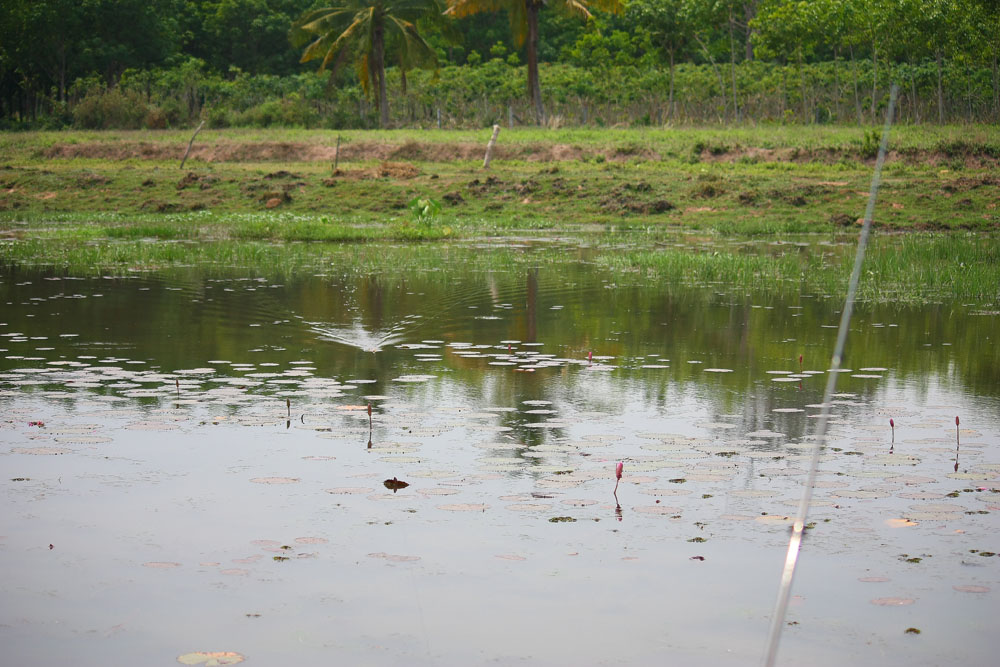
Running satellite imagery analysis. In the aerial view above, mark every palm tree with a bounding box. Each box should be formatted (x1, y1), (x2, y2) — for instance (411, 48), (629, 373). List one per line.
(291, 0), (442, 128)
(445, 0), (623, 125)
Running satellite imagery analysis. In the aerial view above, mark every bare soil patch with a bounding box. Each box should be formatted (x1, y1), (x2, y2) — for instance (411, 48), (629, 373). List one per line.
(39, 139), (1000, 168)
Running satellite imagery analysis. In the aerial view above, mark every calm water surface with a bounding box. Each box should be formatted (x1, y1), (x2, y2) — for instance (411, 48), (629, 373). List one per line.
(2, 239), (998, 666)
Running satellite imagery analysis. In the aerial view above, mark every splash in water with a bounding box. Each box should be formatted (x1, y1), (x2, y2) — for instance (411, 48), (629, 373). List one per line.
(310, 317), (418, 352)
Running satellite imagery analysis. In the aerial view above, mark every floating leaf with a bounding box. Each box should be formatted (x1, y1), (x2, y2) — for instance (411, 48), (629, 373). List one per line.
(953, 585), (990, 593)
(633, 505), (681, 515)
(11, 446), (71, 455)
(437, 503), (488, 512)
(505, 503), (550, 512)
(367, 552), (420, 562)
(176, 651), (245, 665)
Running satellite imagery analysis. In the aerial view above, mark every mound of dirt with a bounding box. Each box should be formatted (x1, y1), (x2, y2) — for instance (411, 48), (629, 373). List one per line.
(41, 139), (594, 164)
(40, 138), (999, 168)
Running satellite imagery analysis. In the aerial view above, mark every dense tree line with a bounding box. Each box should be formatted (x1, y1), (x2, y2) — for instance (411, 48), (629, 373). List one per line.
(1, 0), (997, 128)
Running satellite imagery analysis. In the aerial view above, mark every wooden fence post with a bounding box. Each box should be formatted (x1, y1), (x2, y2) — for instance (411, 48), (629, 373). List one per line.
(179, 121), (205, 169)
(482, 124), (500, 169)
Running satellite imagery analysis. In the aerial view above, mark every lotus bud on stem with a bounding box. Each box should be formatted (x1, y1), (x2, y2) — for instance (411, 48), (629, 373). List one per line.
(954, 416), (961, 471)
(614, 461), (623, 495)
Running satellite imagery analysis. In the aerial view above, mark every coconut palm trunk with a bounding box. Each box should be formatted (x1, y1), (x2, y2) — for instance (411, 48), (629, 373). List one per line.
(445, 0), (620, 127)
(526, 0), (544, 125)
(373, 19), (389, 127)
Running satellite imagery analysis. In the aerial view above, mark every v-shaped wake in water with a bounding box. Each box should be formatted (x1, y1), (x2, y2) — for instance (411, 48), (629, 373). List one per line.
(309, 317), (419, 352)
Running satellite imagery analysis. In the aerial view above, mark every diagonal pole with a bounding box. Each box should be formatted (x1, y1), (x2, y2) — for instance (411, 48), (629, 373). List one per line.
(762, 83), (899, 667)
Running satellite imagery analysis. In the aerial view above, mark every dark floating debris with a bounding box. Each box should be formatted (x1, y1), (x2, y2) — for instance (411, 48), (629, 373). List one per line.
(904, 628), (921, 635)
(549, 516), (576, 523)
(384, 477), (409, 492)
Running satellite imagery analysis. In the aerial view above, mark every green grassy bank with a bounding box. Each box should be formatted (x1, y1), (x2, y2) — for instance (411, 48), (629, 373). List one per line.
(2, 125), (998, 236)
(1, 126), (997, 304)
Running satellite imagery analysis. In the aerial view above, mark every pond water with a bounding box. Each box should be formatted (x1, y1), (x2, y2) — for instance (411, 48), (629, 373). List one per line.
(2, 239), (998, 666)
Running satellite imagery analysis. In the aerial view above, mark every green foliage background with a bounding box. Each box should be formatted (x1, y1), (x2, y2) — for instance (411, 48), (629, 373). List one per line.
(1, 0), (998, 128)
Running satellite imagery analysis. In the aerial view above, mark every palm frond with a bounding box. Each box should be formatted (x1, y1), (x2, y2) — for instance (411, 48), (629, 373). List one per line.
(444, 0), (511, 19)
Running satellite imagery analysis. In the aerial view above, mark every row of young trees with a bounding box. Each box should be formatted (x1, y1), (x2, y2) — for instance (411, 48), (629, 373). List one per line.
(2, 0), (998, 128)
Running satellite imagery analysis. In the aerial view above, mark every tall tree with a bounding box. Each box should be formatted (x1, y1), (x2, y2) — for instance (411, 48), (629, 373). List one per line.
(753, 0), (826, 122)
(444, 0), (624, 125)
(628, 0), (692, 121)
(292, 0), (441, 128)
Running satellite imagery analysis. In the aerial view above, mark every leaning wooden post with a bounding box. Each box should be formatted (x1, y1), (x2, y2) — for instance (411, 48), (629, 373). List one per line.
(483, 124), (501, 169)
(179, 120), (205, 169)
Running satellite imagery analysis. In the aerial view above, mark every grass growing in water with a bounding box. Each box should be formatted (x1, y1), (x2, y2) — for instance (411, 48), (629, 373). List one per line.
(596, 233), (999, 303)
(4, 231), (996, 304)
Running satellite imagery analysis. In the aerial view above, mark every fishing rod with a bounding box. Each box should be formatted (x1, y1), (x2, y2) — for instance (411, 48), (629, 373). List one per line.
(762, 83), (900, 667)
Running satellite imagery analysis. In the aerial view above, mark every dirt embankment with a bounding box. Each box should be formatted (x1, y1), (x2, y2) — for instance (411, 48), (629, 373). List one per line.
(42, 140), (590, 164)
(40, 139), (998, 167)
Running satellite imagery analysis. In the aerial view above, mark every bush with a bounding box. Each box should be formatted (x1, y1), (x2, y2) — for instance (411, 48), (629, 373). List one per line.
(144, 106), (169, 129)
(234, 95), (319, 128)
(73, 88), (149, 129)
(206, 106), (233, 128)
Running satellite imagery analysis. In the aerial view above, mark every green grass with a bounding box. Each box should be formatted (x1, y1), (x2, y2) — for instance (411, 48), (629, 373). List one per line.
(2, 127), (998, 304)
(596, 232), (999, 303)
(4, 228), (996, 304)
(2, 125), (998, 235)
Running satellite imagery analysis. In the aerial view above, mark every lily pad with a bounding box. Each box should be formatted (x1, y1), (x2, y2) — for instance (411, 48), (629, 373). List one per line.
(176, 652), (245, 665)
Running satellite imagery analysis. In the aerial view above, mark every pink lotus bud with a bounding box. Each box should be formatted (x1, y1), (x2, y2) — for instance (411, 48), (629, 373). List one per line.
(955, 416), (960, 426)
(588, 350), (593, 363)
(889, 418), (894, 428)
(615, 461), (623, 480)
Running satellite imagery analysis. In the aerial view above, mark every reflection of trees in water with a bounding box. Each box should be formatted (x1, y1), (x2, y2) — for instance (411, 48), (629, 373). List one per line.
(3, 260), (996, 451)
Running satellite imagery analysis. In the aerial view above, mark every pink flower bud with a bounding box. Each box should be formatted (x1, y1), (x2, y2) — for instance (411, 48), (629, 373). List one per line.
(615, 461), (623, 480)
(955, 416), (960, 426)
(889, 418), (894, 428)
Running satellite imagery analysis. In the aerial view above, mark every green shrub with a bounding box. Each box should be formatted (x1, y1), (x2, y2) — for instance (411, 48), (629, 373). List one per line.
(206, 106), (233, 128)
(72, 88), (149, 129)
